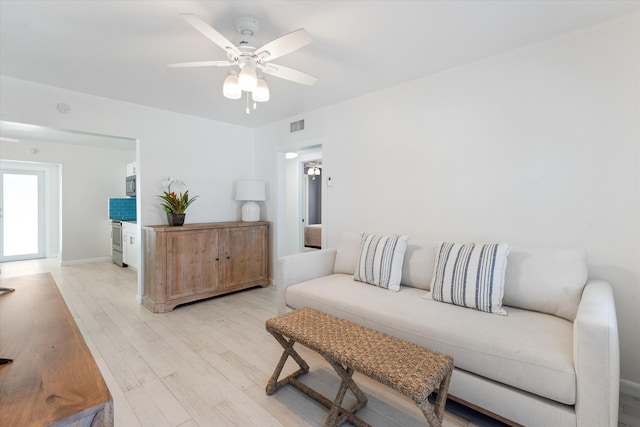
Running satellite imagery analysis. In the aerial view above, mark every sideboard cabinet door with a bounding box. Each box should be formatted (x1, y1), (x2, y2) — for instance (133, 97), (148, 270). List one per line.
(220, 225), (268, 290)
(166, 228), (219, 299)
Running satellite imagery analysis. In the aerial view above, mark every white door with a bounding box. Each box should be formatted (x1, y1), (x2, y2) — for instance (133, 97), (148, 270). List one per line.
(0, 170), (46, 262)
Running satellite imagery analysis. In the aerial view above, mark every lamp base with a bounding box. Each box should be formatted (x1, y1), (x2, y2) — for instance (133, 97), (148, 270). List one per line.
(241, 201), (260, 222)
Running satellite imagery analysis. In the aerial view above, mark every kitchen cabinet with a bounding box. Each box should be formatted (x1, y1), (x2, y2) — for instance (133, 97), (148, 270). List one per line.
(122, 221), (139, 270)
(126, 162), (137, 176)
(142, 221), (269, 313)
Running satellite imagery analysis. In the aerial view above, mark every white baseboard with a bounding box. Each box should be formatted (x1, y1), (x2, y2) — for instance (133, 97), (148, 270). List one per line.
(621, 378), (640, 398)
(60, 257), (112, 266)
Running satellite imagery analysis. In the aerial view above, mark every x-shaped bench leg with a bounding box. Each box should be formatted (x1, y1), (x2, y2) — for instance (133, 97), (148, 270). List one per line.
(416, 368), (452, 427)
(266, 331), (309, 395)
(324, 359), (369, 427)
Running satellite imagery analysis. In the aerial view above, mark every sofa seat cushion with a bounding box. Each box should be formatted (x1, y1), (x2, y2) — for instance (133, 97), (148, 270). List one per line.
(285, 274), (576, 405)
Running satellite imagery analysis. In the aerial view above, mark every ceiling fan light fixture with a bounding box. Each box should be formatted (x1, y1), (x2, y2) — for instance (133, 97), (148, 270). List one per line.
(223, 73), (241, 99)
(238, 61), (257, 92)
(253, 78), (270, 102)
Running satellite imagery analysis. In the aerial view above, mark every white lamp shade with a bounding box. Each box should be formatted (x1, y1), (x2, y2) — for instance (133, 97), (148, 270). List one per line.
(235, 180), (266, 201)
(238, 66), (257, 92)
(223, 74), (241, 99)
(253, 78), (270, 102)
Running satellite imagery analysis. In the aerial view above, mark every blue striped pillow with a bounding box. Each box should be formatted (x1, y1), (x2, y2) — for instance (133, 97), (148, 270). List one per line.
(354, 234), (408, 291)
(429, 242), (510, 315)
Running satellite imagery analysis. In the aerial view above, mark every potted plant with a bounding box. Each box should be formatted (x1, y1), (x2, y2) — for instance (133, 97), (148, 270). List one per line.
(157, 178), (198, 226)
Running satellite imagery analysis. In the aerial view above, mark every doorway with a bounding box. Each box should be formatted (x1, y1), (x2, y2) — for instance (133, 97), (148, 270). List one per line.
(0, 169), (45, 262)
(302, 160), (322, 250)
(276, 142), (325, 258)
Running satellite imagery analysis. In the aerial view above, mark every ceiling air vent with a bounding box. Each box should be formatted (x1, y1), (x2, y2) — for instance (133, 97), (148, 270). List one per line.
(290, 119), (305, 134)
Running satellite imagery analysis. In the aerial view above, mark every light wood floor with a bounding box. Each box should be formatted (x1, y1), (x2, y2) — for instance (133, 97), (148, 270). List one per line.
(1, 259), (637, 427)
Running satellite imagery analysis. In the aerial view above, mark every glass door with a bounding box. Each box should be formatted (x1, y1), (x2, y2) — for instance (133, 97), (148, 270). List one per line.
(0, 170), (45, 262)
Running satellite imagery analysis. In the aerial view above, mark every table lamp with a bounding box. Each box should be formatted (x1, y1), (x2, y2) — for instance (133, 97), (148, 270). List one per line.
(235, 180), (266, 222)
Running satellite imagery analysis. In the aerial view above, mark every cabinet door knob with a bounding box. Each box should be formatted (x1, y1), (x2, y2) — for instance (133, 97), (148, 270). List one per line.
(226, 256), (230, 260)
(215, 258), (219, 261)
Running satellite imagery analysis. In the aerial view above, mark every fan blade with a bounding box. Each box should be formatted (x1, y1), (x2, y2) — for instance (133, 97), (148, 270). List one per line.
(167, 61), (234, 68)
(261, 63), (318, 86)
(255, 29), (312, 61)
(168, 60), (234, 68)
(180, 14), (241, 56)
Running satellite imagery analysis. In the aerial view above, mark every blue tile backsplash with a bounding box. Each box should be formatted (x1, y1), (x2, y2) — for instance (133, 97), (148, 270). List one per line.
(109, 198), (136, 220)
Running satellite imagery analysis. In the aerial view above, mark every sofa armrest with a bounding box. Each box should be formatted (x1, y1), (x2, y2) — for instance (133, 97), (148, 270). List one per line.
(573, 279), (619, 427)
(276, 248), (337, 314)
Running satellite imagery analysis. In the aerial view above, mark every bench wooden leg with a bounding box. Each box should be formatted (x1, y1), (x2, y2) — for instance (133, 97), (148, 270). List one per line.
(417, 368), (453, 427)
(324, 359), (369, 427)
(266, 331), (309, 395)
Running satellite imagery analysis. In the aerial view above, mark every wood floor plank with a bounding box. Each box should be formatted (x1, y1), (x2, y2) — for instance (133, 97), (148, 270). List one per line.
(140, 375), (192, 426)
(243, 383), (317, 427)
(162, 371), (236, 426)
(124, 385), (172, 427)
(91, 330), (142, 392)
(94, 356), (143, 427)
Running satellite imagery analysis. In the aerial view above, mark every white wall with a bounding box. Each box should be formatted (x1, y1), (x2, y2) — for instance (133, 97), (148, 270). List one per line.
(256, 13), (640, 387)
(284, 157), (301, 255)
(0, 75), (256, 294)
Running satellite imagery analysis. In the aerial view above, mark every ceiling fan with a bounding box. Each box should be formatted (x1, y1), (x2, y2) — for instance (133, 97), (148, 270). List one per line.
(169, 14), (318, 111)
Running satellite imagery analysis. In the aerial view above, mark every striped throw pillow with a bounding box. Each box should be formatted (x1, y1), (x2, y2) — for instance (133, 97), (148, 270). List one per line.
(429, 242), (510, 315)
(354, 234), (408, 291)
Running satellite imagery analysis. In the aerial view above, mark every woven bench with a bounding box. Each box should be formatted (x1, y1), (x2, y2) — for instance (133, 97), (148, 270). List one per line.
(265, 307), (454, 427)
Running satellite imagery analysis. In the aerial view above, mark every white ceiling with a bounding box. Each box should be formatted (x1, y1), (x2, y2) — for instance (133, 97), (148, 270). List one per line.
(1, 0), (638, 130)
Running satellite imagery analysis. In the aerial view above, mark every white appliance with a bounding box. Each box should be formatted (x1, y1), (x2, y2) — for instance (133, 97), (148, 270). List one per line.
(111, 220), (126, 267)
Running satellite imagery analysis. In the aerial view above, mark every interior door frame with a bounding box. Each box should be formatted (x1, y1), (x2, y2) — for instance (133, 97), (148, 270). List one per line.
(0, 168), (46, 262)
(275, 138), (326, 259)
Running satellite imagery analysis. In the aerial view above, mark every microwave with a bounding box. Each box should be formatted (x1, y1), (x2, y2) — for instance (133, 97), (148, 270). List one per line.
(126, 175), (136, 197)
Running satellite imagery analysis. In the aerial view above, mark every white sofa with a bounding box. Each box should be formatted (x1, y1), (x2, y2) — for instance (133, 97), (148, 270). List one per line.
(276, 234), (620, 427)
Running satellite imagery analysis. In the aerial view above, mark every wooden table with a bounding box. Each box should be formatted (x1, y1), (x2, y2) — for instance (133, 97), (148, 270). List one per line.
(265, 307), (454, 427)
(0, 273), (113, 427)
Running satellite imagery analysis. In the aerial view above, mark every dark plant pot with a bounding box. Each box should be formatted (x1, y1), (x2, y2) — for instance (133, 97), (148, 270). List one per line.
(167, 213), (186, 226)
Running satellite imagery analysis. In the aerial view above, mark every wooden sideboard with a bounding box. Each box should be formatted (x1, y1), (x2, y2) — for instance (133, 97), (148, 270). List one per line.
(143, 221), (269, 313)
(0, 273), (113, 427)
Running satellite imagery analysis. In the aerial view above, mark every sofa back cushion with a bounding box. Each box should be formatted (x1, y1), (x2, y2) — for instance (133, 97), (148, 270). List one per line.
(401, 241), (436, 290)
(503, 246), (588, 321)
(334, 232), (362, 274)
(334, 232), (435, 290)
